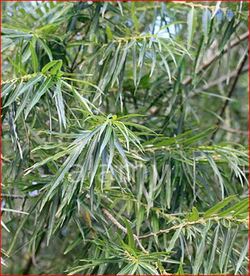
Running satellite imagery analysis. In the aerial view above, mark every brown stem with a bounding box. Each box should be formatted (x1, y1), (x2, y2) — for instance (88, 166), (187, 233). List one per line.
(22, 231), (46, 274)
(147, 32), (248, 119)
(193, 65), (248, 93)
(138, 216), (247, 240)
(182, 32), (249, 86)
(220, 125), (248, 135)
(102, 208), (148, 254)
(2, 194), (25, 199)
(210, 52), (248, 141)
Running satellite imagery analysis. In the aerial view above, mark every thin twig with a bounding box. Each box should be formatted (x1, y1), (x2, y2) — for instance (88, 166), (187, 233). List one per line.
(2, 194), (25, 199)
(211, 51), (248, 141)
(139, 216), (248, 240)
(146, 32), (248, 119)
(220, 125), (248, 135)
(193, 65), (248, 93)
(102, 208), (148, 254)
(182, 32), (249, 86)
(70, 45), (82, 72)
(22, 231), (46, 274)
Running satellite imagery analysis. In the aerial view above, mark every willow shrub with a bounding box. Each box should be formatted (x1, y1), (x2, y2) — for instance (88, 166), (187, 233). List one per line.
(1, 1), (248, 274)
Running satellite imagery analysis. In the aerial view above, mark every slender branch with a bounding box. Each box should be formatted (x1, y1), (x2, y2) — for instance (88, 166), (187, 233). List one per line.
(68, 31), (179, 48)
(220, 125), (248, 135)
(3, 33), (247, 86)
(217, 53), (248, 120)
(136, 3), (227, 12)
(102, 208), (148, 254)
(211, 52), (248, 141)
(70, 45), (82, 72)
(102, 208), (127, 233)
(1, 73), (38, 85)
(139, 216), (248, 240)
(22, 231), (46, 274)
(182, 32), (249, 86)
(2, 194), (25, 199)
(194, 65), (248, 93)
(144, 32), (248, 118)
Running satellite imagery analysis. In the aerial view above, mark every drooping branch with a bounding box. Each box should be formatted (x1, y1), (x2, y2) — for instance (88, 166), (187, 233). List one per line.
(211, 51), (248, 141)
(102, 208), (148, 254)
(182, 32), (249, 86)
(138, 216), (248, 240)
(2, 194), (25, 199)
(191, 65), (248, 93)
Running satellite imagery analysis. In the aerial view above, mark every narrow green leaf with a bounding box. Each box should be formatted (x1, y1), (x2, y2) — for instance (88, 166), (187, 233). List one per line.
(167, 227), (182, 252)
(187, 6), (197, 49)
(106, 25), (113, 40)
(54, 80), (66, 129)
(124, 219), (136, 250)
(136, 206), (145, 236)
(204, 195), (236, 218)
(29, 37), (39, 72)
(219, 198), (248, 217)
(207, 225), (220, 273)
(138, 263), (158, 274)
(202, 8), (211, 43)
(186, 206), (199, 222)
(131, 2), (139, 33)
(24, 77), (53, 118)
(37, 38), (53, 60)
(118, 263), (138, 274)
(4, 74), (43, 107)
(41, 60), (62, 75)
(235, 241), (248, 274)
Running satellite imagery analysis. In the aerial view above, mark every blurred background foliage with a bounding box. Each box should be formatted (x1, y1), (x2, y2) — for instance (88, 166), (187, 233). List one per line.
(1, 1), (248, 274)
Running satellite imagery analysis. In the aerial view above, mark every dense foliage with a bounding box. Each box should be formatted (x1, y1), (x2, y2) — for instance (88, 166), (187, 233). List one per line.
(1, 1), (249, 274)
